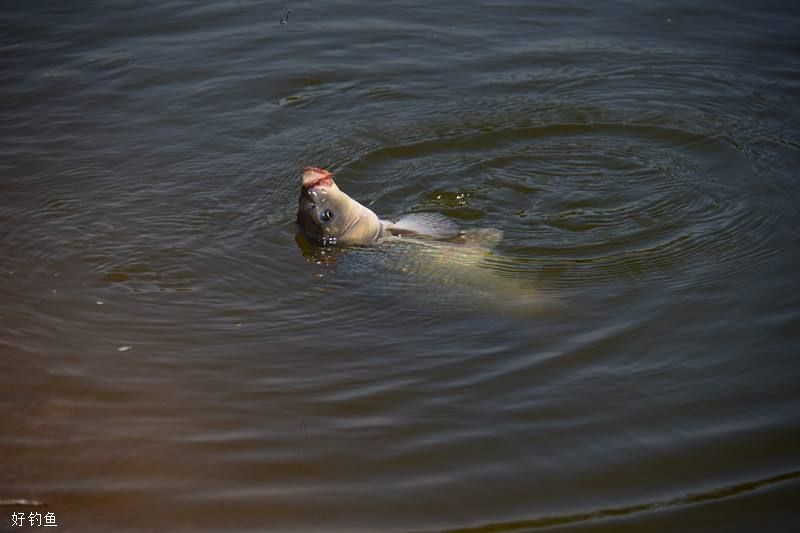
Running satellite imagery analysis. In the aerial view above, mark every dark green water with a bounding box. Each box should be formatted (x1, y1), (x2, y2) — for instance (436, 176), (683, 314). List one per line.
(2, 1), (799, 531)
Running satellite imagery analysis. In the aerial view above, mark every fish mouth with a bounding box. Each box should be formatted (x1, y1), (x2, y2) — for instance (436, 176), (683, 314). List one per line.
(302, 166), (334, 189)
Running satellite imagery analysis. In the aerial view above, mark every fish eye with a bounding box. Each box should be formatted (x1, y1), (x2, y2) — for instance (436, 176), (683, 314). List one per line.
(320, 209), (334, 223)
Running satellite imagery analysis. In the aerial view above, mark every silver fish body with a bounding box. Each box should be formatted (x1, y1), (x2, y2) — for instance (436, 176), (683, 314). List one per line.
(295, 167), (547, 313)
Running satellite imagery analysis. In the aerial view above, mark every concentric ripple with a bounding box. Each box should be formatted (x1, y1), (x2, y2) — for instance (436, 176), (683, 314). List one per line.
(3, 1), (800, 531)
(292, 102), (784, 299)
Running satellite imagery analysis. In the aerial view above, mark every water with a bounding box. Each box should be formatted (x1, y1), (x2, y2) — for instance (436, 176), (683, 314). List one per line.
(2, 1), (799, 531)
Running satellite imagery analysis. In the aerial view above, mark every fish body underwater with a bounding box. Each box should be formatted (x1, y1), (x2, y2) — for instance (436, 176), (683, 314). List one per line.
(295, 166), (548, 313)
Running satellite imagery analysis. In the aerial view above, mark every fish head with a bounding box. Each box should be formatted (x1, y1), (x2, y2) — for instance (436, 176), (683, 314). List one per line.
(297, 167), (361, 245)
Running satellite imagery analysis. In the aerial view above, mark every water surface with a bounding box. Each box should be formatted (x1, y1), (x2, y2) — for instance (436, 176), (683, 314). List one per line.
(2, 1), (800, 531)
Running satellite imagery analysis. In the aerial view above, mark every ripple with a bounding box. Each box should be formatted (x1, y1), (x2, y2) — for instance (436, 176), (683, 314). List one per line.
(436, 469), (800, 532)
(1, 2), (799, 532)
(297, 102), (787, 296)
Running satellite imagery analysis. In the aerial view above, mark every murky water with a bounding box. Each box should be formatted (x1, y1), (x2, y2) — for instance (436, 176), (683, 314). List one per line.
(2, 1), (799, 531)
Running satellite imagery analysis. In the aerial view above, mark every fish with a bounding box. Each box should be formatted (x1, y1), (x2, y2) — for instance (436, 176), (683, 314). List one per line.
(295, 166), (550, 314)
(296, 166), (461, 246)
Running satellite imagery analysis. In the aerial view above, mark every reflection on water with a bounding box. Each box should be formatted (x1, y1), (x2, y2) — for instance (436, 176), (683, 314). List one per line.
(2, 0), (800, 531)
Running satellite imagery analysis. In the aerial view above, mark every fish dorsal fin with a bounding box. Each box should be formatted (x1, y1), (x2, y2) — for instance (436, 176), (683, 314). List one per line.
(385, 212), (460, 239)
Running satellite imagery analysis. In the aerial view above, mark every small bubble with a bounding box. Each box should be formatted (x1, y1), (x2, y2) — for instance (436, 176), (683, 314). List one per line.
(118, 346), (132, 352)
(96, 300), (104, 305)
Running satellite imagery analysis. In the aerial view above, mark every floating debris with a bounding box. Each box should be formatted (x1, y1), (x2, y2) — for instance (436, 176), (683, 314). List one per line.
(118, 346), (132, 352)
(280, 9), (291, 25)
